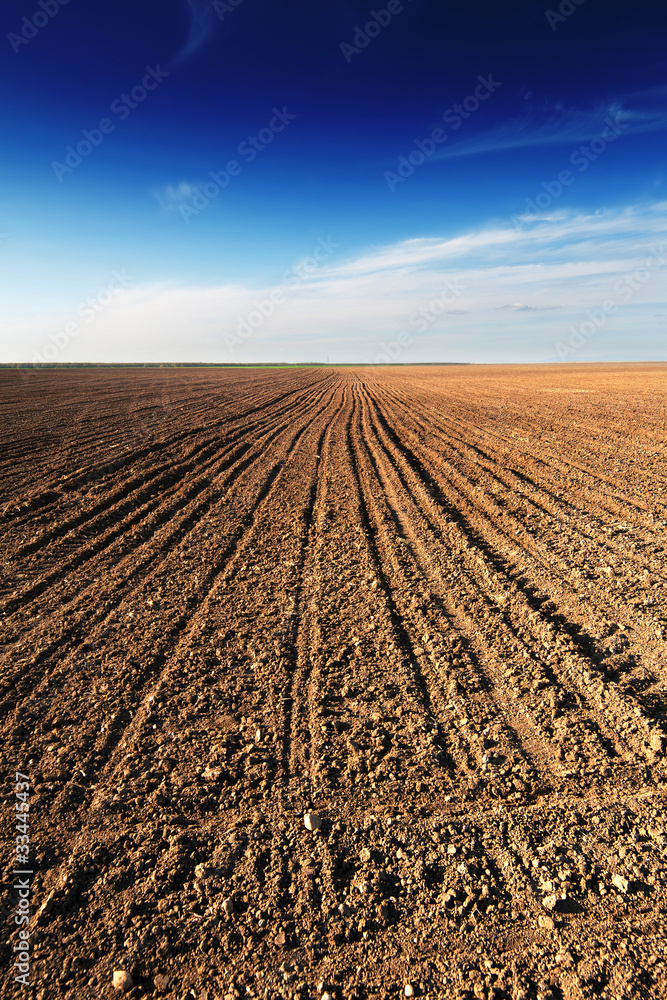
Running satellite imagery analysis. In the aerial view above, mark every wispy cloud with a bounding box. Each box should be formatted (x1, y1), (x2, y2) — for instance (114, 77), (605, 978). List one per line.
(438, 87), (667, 160)
(170, 0), (218, 66)
(498, 303), (538, 311)
(153, 182), (202, 211)
(324, 202), (667, 280)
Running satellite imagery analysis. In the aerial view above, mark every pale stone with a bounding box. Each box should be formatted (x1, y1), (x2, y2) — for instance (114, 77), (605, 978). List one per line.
(612, 874), (630, 893)
(113, 971), (133, 992)
(304, 812), (322, 831)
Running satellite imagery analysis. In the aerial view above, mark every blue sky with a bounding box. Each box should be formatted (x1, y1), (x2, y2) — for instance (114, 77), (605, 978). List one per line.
(1, 0), (666, 362)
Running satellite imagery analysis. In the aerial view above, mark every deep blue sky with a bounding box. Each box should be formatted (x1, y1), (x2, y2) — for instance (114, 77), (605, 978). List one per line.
(2, 0), (666, 362)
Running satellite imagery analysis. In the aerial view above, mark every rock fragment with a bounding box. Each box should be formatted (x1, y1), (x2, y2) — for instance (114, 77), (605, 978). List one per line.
(542, 894), (557, 911)
(113, 970), (133, 992)
(649, 731), (665, 754)
(222, 897), (235, 915)
(202, 766), (223, 782)
(612, 874), (630, 893)
(304, 812), (322, 832)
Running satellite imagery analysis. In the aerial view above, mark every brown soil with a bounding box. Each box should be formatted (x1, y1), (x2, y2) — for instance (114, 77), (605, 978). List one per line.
(1, 364), (666, 1000)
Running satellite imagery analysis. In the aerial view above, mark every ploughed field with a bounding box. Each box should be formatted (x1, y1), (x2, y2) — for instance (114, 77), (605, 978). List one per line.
(1, 364), (667, 1000)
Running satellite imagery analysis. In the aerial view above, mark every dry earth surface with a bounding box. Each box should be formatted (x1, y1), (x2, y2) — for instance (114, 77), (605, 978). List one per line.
(1, 364), (666, 1000)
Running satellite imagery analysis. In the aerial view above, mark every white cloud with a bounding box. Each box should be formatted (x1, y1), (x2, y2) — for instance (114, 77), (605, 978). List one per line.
(3, 202), (667, 364)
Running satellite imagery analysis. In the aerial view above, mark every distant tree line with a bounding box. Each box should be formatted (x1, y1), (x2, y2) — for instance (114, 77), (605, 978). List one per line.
(0, 362), (330, 369)
(0, 361), (469, 369)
